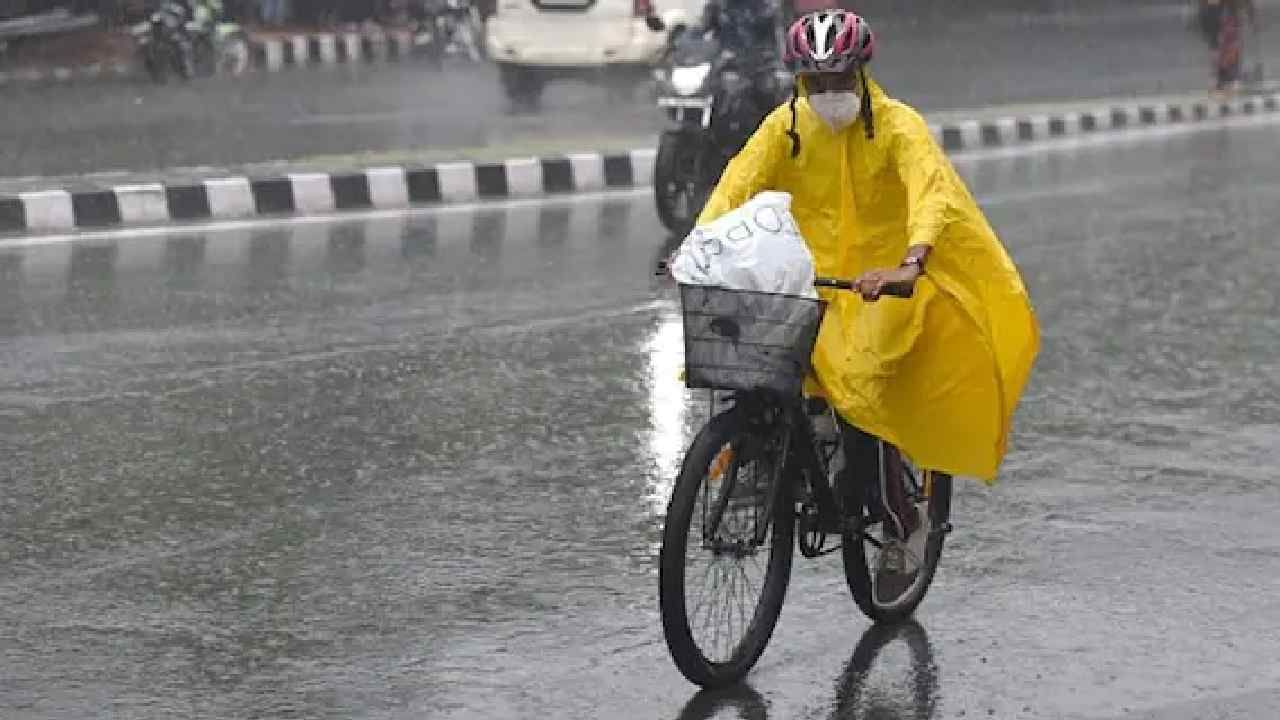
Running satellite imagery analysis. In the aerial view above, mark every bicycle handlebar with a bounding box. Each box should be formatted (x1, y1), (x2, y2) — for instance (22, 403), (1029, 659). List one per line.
(813, 277), (855, 290)
(815, 276), (913, 298)
(653, 266), (911, 298)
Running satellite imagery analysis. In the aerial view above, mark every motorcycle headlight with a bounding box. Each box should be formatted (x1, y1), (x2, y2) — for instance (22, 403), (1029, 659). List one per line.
(670, 63), (711, 96)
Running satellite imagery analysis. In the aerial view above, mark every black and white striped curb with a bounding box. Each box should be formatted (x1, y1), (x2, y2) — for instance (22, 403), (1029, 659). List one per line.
(4, 91), (1280, 235)
(251, 30), (418, 71)
(0, 151), (656, 234)
(931, 92), (1280, 152)
(0, 30), (418, 86)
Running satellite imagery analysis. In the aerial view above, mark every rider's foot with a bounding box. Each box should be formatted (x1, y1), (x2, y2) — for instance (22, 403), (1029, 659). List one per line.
(874, 505), (928, 605)
(880, 445), (920, 541)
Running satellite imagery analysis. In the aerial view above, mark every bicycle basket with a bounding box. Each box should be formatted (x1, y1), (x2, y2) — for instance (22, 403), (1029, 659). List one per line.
(679, 284), (826, 397)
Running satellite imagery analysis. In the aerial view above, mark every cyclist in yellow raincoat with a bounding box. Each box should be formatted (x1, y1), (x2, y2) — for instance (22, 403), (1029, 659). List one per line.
(696, 10), (1039, 600)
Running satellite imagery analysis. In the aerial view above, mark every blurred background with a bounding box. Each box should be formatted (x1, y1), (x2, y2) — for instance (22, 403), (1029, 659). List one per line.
(0, 0), (1274, 184)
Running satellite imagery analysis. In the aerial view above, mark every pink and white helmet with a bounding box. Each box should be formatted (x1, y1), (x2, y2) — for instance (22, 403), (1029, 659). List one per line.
(784, 10), (874, 74)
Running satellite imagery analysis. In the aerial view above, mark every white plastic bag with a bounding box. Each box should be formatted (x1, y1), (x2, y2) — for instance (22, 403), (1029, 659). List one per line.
(670, 191), (817, 299)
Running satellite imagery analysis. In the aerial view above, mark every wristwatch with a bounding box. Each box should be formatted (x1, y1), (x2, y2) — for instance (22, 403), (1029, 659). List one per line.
(900, 255), (926, 273)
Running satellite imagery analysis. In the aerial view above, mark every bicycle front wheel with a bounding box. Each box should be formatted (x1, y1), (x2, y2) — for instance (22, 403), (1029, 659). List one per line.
(659, 407), (795, 688)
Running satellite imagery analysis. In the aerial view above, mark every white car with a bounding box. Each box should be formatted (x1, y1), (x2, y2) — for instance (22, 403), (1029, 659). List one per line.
(485, 0), (691, 108)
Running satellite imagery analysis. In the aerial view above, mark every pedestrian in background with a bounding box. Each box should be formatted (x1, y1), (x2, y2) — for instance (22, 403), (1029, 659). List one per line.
(1198, 0), (1260, 96)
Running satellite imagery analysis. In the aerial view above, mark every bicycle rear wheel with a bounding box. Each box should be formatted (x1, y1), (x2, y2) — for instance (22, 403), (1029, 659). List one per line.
(842, 469), (952, 625)
(660, 407), (794, 688)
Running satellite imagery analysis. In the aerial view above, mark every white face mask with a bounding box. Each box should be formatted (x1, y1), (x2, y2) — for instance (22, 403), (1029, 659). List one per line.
(808, 92), (861, 132)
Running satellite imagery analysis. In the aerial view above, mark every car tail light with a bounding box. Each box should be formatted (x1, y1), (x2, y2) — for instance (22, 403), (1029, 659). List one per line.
(633, 0), (652, 17)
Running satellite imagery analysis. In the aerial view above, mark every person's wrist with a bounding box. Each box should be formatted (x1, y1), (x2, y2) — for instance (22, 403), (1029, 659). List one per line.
(899, 260), (923, 283)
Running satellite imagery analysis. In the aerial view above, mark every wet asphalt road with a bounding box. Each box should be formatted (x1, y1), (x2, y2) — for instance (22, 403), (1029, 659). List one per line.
(3, 120), (1280, 719)
(4, 3), (1280, 181)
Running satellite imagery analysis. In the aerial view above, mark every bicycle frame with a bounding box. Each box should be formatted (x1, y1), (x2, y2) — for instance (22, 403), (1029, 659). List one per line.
(688, 275), (917, 552)
(701, 391), (843, 549)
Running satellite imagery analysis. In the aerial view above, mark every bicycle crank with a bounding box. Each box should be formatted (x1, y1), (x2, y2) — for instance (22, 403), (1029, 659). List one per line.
(797, 503), (842, 558)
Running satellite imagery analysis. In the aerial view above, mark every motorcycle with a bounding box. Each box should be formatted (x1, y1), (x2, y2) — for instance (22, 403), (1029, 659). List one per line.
(413, 0), (484, 65)
(132, 0), (192, 83)
(190, 6), (250, 79)
(650, 17), (788, 233)
(131, 1), (249, 83)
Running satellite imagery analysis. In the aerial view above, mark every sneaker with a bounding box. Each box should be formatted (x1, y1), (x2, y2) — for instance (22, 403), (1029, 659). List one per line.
(904, 504), (929, 566)
(874, 505), (928, 606)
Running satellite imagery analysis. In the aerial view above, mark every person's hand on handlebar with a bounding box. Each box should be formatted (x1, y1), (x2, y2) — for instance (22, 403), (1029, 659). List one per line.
(853, 260), (922, 301)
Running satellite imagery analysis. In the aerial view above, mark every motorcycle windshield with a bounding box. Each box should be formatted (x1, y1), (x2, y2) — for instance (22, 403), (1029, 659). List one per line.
(671, 35), (719, 66)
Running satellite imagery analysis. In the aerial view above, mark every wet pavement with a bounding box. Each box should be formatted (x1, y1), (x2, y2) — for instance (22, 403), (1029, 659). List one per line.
(3, 121), (1280, 719)
(5, 4), (1280, 182)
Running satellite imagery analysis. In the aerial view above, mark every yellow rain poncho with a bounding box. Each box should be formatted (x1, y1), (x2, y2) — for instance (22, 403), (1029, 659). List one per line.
(697, 76), (1040, 481)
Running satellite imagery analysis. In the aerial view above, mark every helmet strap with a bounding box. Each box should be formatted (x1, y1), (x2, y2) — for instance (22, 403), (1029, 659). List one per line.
(787, 83), (802, 158)
(859, 64), (875, 140)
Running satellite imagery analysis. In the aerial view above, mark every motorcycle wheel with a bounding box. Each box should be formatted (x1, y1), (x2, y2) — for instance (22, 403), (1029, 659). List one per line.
(145, 42), (173, 83)
(459, 25), (481, 63)
(193, 35), (217, 77)
(469, 10), (488, 60)
(414, 25), (443, 68)
(499, 63), (545, 113)
(140, 45), (164, 84)
(219, 34), (251, 76)
(654, 130), (708, 234)
(172, 38), (195, 80)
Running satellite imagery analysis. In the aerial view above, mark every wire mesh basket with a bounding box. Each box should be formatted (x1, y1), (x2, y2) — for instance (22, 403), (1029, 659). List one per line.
(679, 283), (826, 397)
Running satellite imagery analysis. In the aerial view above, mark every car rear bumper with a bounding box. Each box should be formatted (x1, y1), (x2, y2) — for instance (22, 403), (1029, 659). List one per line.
(485, 20), (663, 66)
(496, 61), (654, 81)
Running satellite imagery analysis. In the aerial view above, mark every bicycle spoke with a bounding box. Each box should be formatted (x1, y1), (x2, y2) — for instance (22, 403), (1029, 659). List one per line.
(733, 562), (752, 646)
(697, 559), (728, 636)
(708, 561), (729, 658)
(739, 556), (760, 605)
(726, 566), (743, 661)
(709, 564), (727, 659)
(692, 563), (717, 649)
(708, 561), (735, 657)
(686, 553), (719, 631)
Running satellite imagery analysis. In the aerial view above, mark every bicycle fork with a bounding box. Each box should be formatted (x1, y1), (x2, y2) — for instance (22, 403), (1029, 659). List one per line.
(701, 409), (793, 551)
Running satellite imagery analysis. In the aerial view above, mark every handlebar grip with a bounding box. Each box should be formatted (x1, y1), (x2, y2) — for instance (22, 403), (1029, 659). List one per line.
(813, 277), (855, 290)
(880, 282), (915, 299)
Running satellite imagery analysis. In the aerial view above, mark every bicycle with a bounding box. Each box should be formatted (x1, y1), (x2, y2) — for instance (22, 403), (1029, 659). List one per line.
(659, 279), (954, 688)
